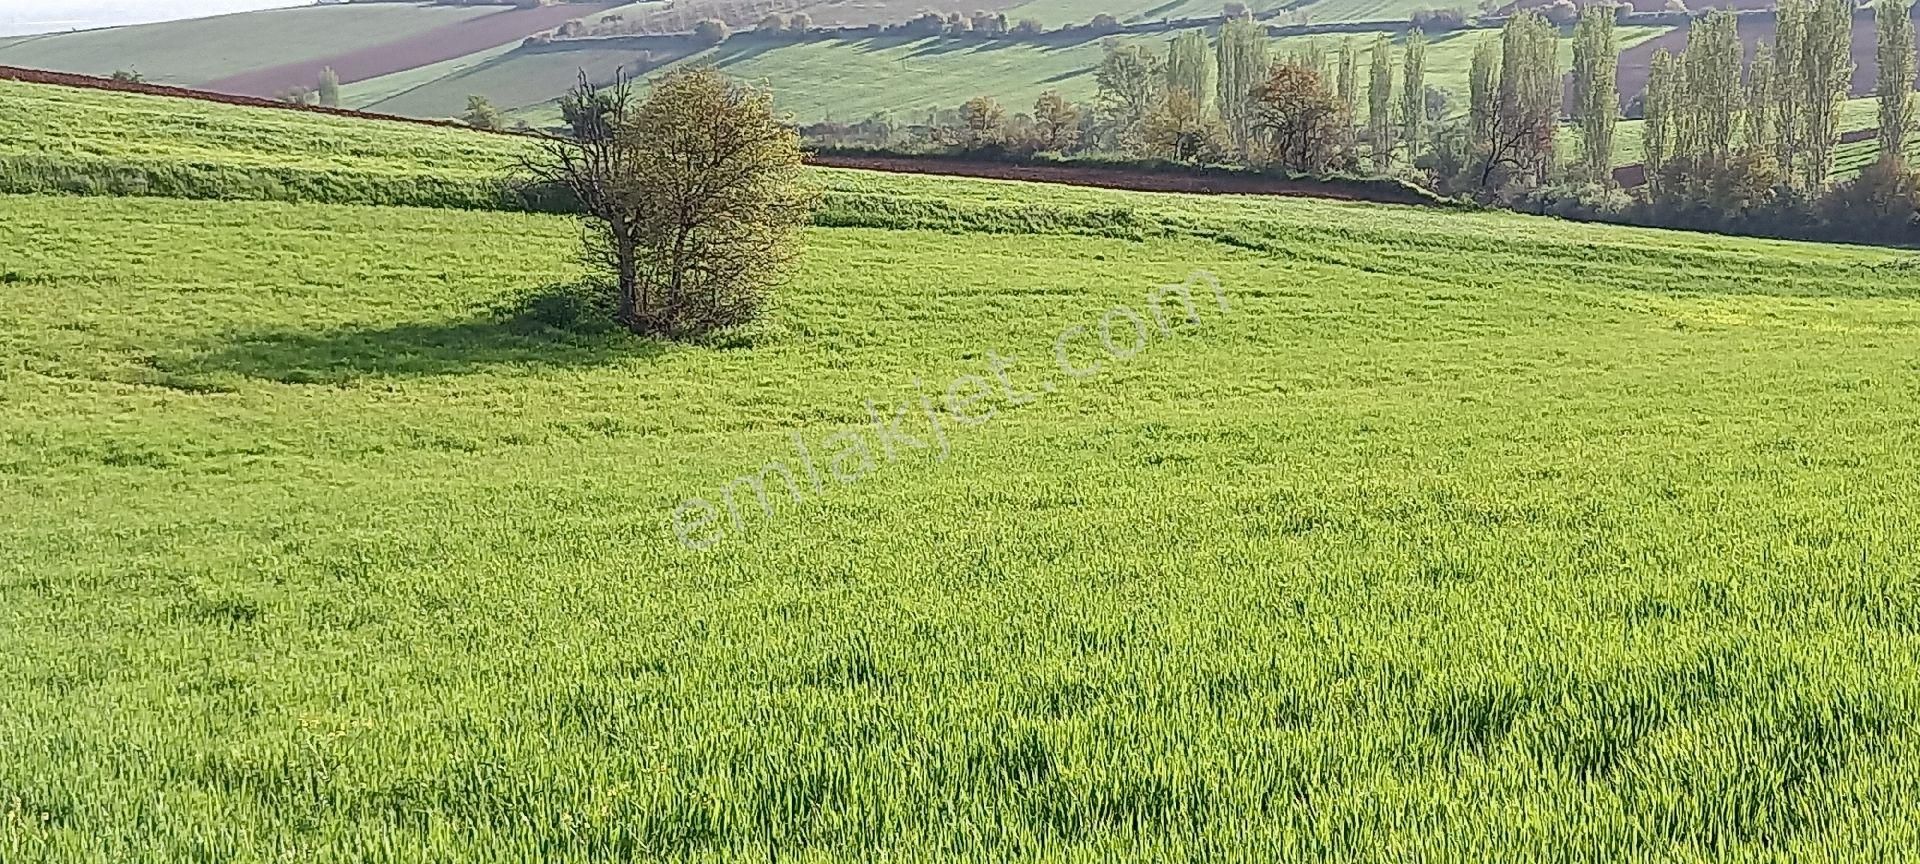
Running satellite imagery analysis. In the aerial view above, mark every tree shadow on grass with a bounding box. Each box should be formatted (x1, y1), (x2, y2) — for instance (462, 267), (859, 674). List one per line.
(175, 285), (665, 386)
(1036, 65), (1094, 84)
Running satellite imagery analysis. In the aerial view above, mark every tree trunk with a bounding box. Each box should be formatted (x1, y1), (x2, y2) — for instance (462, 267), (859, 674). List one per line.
(616, 231), (639, 327)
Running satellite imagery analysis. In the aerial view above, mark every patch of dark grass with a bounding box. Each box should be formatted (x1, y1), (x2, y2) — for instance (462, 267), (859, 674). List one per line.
(178, 282), (659, 384)
(489, 280), (621, 336)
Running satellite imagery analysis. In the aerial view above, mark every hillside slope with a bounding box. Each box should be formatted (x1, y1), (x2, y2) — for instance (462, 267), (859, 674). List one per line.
(0, 3), (499, 86)
(0, 75), (536, 208)
(373, 24), (1678, 126)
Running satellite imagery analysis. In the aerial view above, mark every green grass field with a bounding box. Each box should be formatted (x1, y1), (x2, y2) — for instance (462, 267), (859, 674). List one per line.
(0, 3), (497, 86)
(0, 78), (536, 208)
(361, 42), (680, 119)
(0, 79), (528, 175)
(6, 77), (1920, 861)
(339, 41), (527, 113)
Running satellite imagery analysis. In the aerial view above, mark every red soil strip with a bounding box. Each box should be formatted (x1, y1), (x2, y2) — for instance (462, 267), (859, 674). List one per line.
(3, 64), (1449, 208)
(200, 2), (620, 98)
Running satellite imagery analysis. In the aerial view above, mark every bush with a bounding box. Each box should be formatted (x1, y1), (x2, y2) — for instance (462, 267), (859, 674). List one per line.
(1818, 161), (1920, 244)
(528, 68), (815, 339)
(900, 12), (944, 36)
(461, 95), (505, 131)
(1540, 0), (1579, 25)
(1088, 13), (1123, 32)
(1410, 8), (1466, 31)
(693, 18), (729, 45)
(1517, 181), (1634, 221)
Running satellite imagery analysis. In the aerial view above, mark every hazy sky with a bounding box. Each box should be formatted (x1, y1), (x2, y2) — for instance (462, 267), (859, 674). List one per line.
(0, 1), (307, 36)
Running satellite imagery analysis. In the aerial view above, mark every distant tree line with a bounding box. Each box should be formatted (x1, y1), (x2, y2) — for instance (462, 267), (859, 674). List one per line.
(807, 1), (1919, 245)
(541, 1), (1401, 44)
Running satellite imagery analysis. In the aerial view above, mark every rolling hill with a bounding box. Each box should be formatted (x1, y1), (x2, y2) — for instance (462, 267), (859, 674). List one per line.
(7, 0), (1913, 155)
(355, 23), (1681, 126)
(0, 3), (505, 86)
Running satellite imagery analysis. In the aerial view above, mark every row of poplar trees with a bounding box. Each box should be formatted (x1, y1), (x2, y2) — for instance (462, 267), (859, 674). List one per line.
(1642, 0), (1916, 203)
(974, 3), (1917, 234)
(1129, 17), (1439, 172)
(1463, 0), (1919, 212)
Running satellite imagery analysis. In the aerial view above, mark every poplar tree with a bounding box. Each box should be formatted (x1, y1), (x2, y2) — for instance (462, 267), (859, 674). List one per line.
(1682, 10), (1743, 166)
(1094, 43), (1165, 153)
(1494, 10), (1559, 182)
(1745, 43), (1776, 158)
(1167, 29), (1215, 111)
(1401, 28), (1427, 161)
(1216, 18), (1270, 154)
(317, 67), (341, 108)
(1876, 0), (1916, 169)
(1802, 0), (1857, 188)
(1644, 50), (1679, 199)
(1367, 33), (1394, 170)
(1772, 0), (1808, 184)
(1465, 13), (1559, 192)
(1336, 38), (1360, 152)
(1469, 36), (1499, 153)
(1570, 7), (1618, 183)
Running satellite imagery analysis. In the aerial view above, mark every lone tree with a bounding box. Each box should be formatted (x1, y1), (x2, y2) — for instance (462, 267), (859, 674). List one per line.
(528, 69), (814, 338)
(1032, 90), (1082, 152)
(318, 67), (341, 108)
(462, 95), (505, 130)
(1251, 62), (1343, 171)
(955, 95), (1007, 148)
(1146, 90), (1226, 162)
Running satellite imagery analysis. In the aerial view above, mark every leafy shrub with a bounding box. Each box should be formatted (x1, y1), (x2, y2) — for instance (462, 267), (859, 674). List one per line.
(693, 19), (729, 45)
